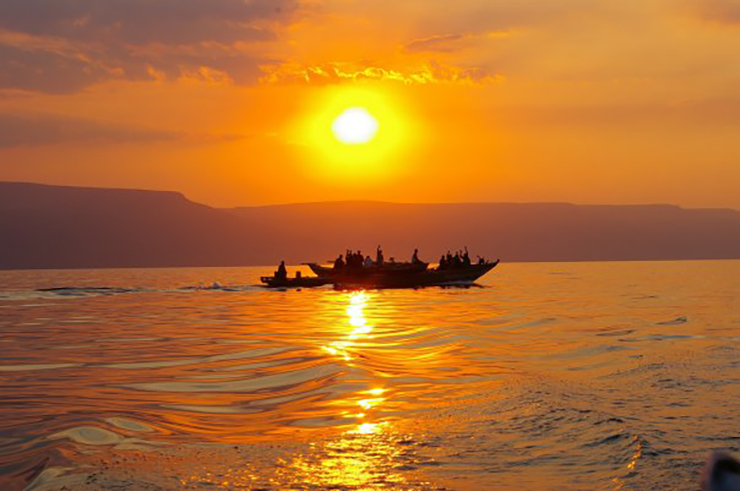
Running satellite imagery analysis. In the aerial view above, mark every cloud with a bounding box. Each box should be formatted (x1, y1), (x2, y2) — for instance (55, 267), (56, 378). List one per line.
(0, 44), (119, 94)
(405, 34), (468, 53)
(498, 98), (740, 129)
(260, 61), (504, 85)
(694, 0), (740, 24)
(0, 0), (295, 45)
(352, 0), (594, 39)
(0, 113), (252, 147)
(0, 113), (182, 147)
(404, 31), (511, 53)
(0, 0), (299, 92)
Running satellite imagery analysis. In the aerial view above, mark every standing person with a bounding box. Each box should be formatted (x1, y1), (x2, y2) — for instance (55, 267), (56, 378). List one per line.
(463, 247), (471, 267)
(334, 254), (345, 271)
(376, 246), (384, 267)
(453, 253), (461, 268)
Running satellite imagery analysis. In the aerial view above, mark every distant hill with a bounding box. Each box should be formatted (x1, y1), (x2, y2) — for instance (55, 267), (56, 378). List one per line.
(0, 182), (260, 269)
(1, 181), (740, 269)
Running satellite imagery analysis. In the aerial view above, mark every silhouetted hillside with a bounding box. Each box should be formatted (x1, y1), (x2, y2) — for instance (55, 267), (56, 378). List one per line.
(228, 201), (740, 264)
(0, 182), (265, 269)
(2, 182), (740, 269)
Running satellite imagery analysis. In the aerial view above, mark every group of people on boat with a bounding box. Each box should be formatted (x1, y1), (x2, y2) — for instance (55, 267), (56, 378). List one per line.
(333, 246), (387, 271)
(438, 247), (486, 270)
(273, 246), (489, 281)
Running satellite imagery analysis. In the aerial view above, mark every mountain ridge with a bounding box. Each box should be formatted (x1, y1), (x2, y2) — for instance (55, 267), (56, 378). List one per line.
(1, 181), (739, 270)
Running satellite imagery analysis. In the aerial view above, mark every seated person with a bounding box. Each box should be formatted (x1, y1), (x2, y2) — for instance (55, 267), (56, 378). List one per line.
(275, 260), (288, 280)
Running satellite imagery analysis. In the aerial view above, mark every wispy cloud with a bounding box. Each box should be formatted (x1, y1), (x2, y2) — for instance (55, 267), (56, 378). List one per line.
(0, 113), (178, 147)
(0, 113), (246, 147)
(404, 31), (511, 53)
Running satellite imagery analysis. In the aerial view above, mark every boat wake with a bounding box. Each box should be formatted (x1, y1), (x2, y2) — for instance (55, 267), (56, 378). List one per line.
(36, 286), (144, 297)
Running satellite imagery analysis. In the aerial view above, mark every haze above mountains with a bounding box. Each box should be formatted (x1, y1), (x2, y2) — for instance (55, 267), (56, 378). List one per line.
(1, 181), (739, 270)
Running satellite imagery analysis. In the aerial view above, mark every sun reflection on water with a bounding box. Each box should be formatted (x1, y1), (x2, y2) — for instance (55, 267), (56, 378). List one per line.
(322, 291), (375, 361)
(321, 292), (388, 426)
(285, 420), (409, 489)
(288, 291), (412, 488)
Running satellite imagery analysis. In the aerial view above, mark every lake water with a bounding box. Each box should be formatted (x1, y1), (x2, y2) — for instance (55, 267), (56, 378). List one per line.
(0, 261), (739, 491)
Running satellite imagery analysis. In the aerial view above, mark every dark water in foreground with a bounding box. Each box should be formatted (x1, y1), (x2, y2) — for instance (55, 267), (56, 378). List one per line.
(0, 261), (739, 491)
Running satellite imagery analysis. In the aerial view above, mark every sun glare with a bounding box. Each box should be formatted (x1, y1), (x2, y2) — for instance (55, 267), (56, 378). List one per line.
(292, 86), (418, 182)
(331, 108), (378, 145)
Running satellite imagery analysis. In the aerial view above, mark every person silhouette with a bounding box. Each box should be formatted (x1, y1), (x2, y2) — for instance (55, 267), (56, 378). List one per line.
(463, 247), (471, 267)
(275, 260), (287, 280)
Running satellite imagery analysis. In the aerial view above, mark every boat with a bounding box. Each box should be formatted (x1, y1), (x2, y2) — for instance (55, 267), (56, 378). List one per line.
(263, 246), (499, 289)
(261, 261), (498, 289)
(260, 276), (331, 288)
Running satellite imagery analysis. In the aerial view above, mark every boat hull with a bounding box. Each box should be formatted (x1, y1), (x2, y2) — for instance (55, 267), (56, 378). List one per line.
(260, 276), (331, 288)
(307, 261), (429, 278)
(333, 261), (499, 289)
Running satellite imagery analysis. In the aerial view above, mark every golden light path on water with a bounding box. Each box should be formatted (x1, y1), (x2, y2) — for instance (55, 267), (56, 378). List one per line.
(292, 291), (400, 488)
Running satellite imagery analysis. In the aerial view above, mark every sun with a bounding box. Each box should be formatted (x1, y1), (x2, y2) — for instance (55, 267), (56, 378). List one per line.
(331, 107), (378, 145)
(291, 85), (420, 182)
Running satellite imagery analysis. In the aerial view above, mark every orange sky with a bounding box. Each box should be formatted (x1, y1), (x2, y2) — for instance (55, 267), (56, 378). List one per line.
(0, 0), (739, 208)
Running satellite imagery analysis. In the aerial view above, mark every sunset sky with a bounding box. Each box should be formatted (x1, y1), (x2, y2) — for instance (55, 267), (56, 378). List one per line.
(0, 0), (739, 208)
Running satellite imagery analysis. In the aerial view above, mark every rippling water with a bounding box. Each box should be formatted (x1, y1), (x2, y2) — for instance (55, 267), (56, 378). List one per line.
(1, 261), (739, 491)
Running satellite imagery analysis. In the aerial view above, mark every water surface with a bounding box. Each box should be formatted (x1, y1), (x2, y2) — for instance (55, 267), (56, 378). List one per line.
(1, 261), (739, 490)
